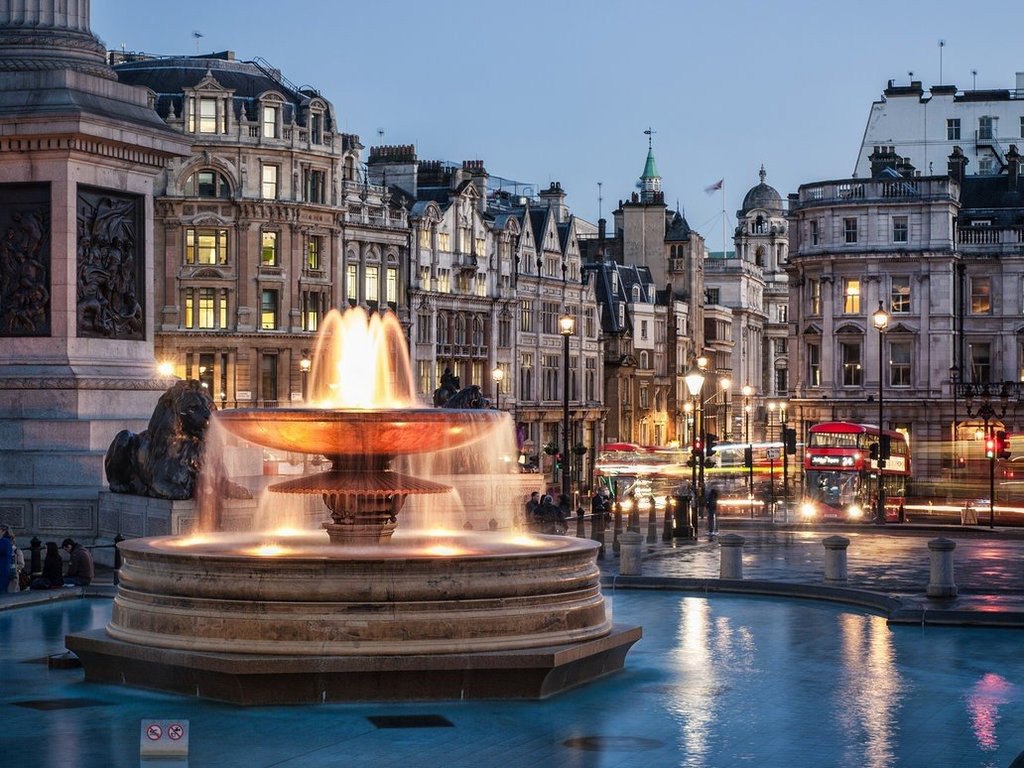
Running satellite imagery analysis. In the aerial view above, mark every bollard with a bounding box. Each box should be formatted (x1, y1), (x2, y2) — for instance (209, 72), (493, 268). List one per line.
(719, 533), (745, 579)
(594, 527), (607, 560)
(822, 535), (850, 583)
(30, 535), (42, 576)
(662, 504), (674, 542)
(619, 531), (643, 576)
(646, 503), (659, 544)
(926, 537), (958, 598)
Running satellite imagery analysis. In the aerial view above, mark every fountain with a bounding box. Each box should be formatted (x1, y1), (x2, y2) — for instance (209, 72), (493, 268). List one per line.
(66, 308), (640, 704)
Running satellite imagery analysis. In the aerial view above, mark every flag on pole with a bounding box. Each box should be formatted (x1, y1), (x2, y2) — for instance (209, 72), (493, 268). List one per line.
(704, 179), (724, 194)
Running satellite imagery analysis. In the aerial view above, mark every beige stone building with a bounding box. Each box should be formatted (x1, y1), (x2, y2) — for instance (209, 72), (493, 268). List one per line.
(112, 51), (408, 406)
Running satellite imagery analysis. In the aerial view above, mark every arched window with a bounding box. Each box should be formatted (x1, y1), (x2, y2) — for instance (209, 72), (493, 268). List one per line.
(632, 285), (641, 303)
(755, 245), (765, 267)
(472, 316), (485, 346)
(639, 350), (649, 369)
(184, 169), (231, 199)
(436, 314), (448, 345)
(454, 314), (467, 345)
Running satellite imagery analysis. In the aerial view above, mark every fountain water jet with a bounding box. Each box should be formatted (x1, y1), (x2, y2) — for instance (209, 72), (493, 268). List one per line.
(67, 308), (640, 704)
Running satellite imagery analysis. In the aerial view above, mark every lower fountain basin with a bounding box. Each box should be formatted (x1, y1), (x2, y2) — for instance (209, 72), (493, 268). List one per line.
(106, 531), (612, 656)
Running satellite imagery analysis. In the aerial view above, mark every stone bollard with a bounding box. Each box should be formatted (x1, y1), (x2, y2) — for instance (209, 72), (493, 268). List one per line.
(927, 537), (958, 599)
(822, 535), (850, 583)
(719, 533), (745, 580)
(646, 503), (659, 544)
(619, 531), (643, 576)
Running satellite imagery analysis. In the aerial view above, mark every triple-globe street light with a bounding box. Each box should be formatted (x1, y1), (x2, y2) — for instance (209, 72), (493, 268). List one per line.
(872, 301), (890, 525)
(559, 312), (576, 501)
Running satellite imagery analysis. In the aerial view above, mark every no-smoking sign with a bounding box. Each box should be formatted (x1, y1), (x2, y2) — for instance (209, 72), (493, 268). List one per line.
(140, 719), (189, 758)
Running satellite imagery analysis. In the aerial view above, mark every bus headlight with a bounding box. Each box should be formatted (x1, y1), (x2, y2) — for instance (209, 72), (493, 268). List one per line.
(799, 502), (817, 519)
(846, 504), (864, 519)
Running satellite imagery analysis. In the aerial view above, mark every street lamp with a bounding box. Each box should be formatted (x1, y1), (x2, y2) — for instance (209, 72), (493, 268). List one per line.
(963, 381), (1011, 529)
(718, 376), (732, 440)
(300, 353), (312, 403)
(491, 366), (504, 410)
(684, 363), (707, 529)
(742, 385), (754, 511)
(559, 311), (575, 501)
(872, 301), (890, 525)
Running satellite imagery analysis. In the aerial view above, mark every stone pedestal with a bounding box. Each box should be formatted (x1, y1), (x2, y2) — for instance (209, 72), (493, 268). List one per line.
(0, 2), (191, 535)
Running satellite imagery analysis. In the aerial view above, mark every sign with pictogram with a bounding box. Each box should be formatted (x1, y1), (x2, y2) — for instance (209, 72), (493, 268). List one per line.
(140, 719), (189, 758)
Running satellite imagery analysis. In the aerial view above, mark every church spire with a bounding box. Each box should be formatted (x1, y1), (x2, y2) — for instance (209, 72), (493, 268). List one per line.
(639, 127), (662, 204)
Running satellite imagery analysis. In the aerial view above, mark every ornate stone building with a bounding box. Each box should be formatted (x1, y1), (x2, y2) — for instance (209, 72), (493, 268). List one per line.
(787, 145), (1024, 487)
(112, 51), (408, 406)
(367, 148), (603, 483)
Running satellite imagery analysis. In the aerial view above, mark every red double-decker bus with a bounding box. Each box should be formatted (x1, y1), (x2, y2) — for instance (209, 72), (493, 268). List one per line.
(800, 421), (911, 523)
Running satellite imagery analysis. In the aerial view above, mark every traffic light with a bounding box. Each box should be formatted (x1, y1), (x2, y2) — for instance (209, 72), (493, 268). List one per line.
(869, 442), (879, 461)
(693, 436), (703, 457)
(997, 431), (1012, 460)
(743, 446), (753, 468)
(706, 433), (718, 457)
(879, 434), (892, 461)
(985, 436), (996, 459)
(782, 427), (797, 455)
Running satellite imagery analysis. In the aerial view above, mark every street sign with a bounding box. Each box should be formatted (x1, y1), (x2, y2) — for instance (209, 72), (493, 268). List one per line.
(140, 719), (189, 758)
(766, 448), (780, 459)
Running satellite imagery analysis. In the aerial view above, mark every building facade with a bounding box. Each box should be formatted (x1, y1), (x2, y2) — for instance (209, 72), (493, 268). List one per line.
(113, 51), (408, 406)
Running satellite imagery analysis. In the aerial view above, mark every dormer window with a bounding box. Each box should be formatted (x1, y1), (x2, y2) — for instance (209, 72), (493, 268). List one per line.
(632, 285), (641, 303)
(187, 95), (227, 134)
(262, 104), (280, 139)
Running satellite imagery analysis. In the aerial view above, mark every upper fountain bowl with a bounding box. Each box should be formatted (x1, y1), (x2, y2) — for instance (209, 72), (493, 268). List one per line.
(216, 407), (502, 456)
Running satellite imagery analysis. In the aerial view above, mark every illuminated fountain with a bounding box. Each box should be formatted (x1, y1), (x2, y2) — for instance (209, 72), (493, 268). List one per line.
(67, 308), (640, 704)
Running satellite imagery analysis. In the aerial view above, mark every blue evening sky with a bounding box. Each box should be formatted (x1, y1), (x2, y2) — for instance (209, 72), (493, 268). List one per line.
(93, 0), (1024, 252)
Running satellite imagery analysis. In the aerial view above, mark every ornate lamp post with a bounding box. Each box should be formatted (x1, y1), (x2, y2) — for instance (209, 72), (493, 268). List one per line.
(300, 353), (312, 403)
(963, 382), (1011, 529)
(684, 363), (707, 527)
(718, 376), (732, 441)
(491, 366), (504, 410)
(872, 301), (890, 525)
(559, 312), (576, 500)
(742, 385), (754, 515)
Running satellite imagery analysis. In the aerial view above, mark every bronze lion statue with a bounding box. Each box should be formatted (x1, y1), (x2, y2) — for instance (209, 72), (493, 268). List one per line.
(105, 380), (214, 500)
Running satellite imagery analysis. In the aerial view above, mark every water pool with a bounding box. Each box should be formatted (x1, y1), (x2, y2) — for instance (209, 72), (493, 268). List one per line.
(1, 592), (1021, 767)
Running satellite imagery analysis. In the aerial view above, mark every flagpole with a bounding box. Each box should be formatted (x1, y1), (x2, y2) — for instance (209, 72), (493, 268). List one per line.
(721, 180), (727, 260)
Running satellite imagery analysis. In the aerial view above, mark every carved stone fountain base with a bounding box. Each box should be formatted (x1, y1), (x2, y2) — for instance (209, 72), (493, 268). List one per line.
(66, 531), (641, 704)
(67, 626), (641, 705)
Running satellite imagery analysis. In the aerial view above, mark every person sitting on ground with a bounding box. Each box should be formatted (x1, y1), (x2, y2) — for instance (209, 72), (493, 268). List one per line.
(31, 541), (65, 590)
(62, 538), (94, 586)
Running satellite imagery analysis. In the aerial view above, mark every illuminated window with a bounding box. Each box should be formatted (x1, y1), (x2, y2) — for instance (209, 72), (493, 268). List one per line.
(364, 265), (379, 302)
(262, 105), (279, 139)
(438, 232), (451, 251)
(261, 231), (278, 266)
(807, 343), (821, 387)
(192, 97), (222, 134)
(197, 288), (215, 329)
(184, 288), (194, 328)
(219, 289), (228, 329)
(346, 264), (357, 301)
(418, 229), (431, 250)
(260, 289), (278, 330)
(843, 279), (861, 314)
(185, 228), (228, 266)
(808, 278), (821, 315)
(386, 267), (398, 303)
(971, 276), (992, 314)
(307, 236), (321, 270)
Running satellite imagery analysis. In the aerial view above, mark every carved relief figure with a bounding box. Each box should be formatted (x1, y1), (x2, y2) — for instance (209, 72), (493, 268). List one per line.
(76, 191), (144, 339)
(0, 197), (51, 336)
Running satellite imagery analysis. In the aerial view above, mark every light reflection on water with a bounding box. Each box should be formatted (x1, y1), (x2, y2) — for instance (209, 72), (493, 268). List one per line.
(4, 594), (1024, 767)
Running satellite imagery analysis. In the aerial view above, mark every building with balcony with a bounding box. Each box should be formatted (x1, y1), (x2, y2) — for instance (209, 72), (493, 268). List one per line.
(112, 51), (408, 406)
(788, 145), (1024, 486)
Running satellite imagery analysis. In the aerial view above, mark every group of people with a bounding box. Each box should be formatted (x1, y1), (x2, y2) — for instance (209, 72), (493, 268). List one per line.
(0, 526), (94, 594)
(524, 491), (571, 534)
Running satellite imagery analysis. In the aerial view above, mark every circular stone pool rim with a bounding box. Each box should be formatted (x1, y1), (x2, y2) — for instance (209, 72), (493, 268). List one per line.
(108, 533), (612, 656)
